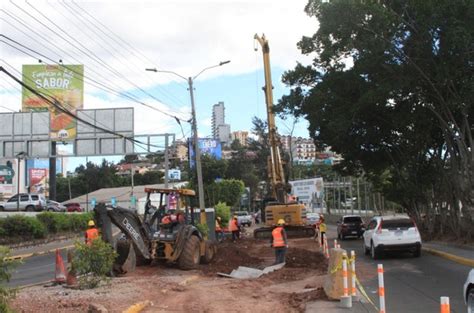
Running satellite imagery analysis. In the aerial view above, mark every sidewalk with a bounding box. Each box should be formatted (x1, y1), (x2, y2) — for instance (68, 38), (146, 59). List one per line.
(422, 241), (474, 267)
(8, 237), (80, 260)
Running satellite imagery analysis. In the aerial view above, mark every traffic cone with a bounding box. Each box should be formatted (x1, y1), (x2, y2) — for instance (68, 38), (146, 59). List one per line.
(54, 249), (67, 284)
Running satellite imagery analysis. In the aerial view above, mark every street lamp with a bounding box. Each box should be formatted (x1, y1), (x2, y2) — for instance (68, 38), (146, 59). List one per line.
(15, 151), (27, 211)
(146, 60), (230, 213)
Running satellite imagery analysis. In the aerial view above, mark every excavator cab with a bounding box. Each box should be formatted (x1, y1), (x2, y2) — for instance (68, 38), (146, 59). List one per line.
(94, 188), (216, 274)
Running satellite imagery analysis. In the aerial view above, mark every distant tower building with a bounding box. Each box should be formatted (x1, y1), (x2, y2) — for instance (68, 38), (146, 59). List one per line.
(231, 131), (249, 146)
(212, 101), (231, 145)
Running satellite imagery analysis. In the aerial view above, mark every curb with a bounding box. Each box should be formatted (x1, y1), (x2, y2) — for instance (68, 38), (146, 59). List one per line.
(123, 300), (152, 313)
(5, 244), (75, 261)
(422, 247), (474, 267)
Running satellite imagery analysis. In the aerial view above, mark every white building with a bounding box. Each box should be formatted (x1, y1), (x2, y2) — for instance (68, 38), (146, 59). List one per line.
(212, 101), (231, 145)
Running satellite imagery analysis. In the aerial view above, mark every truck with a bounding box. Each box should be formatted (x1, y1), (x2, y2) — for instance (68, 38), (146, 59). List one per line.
(253, 34), (315, 239)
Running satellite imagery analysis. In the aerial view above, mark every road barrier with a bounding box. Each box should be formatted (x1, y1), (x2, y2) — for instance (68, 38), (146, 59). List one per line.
(350, 250), (356, 297)
(342, 252), (349, 296)
(334, 239), (338, 248)
(378, 264), (386, 313)
(54, 249), (66, 284)
(324, 236), (329, 258)
(440, 297), (450, 313)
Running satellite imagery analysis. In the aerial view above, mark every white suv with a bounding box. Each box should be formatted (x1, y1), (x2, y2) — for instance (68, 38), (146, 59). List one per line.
(0, 193), (47, 211)
(363, 214), (421, 259)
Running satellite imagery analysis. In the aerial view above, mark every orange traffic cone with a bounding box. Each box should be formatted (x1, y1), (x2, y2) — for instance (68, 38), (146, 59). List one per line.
(54, 249), (67, 284)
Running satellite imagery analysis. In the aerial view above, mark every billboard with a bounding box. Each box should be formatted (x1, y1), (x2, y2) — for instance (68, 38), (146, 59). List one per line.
(188, 138), (222, 167)
(168, 169), (181, 180)
(22, 64), (84, 141)
(289, 177), (324, 208)
(29, 168), (48, 194)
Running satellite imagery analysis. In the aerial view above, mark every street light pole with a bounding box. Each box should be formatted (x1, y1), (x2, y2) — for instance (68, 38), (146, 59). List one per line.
(187, 76), (205, 212)
(145, 60), (230, 213)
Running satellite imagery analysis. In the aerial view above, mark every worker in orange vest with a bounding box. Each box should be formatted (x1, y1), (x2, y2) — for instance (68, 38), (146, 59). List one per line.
(271, 219), (288, 264)
(229, 215), (240, 242)
(85, 220), (99, 246)
(215, 216), (224, 242)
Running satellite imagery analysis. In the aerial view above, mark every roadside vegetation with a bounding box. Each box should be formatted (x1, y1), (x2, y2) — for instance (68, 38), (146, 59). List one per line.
(0, 246), (19, 312)
(73, 238), (117, 289)
(0, 212), (93, 244)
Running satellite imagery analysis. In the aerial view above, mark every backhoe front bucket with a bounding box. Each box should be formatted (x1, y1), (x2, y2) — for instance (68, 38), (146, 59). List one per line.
(254, 225), (316, 239)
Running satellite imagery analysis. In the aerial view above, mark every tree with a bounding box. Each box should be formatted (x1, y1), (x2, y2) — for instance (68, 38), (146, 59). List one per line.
(206, 179), (245, 209)
(278, 0), (473, 239)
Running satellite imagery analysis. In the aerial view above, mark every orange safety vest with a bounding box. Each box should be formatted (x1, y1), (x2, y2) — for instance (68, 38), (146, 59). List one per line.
(85, 228), (99, 245)
(229, 219), (239, 232)
(272, 227), (286, 248)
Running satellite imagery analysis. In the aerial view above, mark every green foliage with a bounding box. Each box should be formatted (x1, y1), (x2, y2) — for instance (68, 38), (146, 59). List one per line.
(0, 246), (19, 312)
(36, 212), (93, 234)
(215, 202), (231, 226)
(196, 223), (209, 237)
(206, 179), (245, 209)
(73, 238), (117, 289)
(0, 215), (46, 240)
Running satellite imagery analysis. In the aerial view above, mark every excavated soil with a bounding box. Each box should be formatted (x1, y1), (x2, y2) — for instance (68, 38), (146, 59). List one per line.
(10, 236), (329, 313)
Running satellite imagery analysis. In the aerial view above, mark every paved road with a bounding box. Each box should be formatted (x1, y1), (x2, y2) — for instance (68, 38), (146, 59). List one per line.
(327, 226), (472, 313)
(8, 249), (68, 287)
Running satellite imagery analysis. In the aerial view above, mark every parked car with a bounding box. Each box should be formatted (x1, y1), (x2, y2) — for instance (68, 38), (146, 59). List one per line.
(0, 193), (46, 211)
(464, 269), (474, 313)
(363, 214), (421, 259)
(46, 200), (66, 212)
(306, 213), (321, 226)
(64, 202), (83, 212)
(235, 211), (252, 227)
(337, 215), (365, 240)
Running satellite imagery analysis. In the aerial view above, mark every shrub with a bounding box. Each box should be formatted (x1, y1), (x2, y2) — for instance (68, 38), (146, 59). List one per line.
(0, 246), (20, 312)
(196, 223), (209, 237)
(73, 238), (117, 289)
(36, 212), (93, 234)
(1, 215), (46, 240)
(215, 202), (231, 226)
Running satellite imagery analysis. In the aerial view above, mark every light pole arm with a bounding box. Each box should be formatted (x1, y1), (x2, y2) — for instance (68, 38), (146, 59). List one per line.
(145, 68), (187, 81)
(192, 60), (230, 80)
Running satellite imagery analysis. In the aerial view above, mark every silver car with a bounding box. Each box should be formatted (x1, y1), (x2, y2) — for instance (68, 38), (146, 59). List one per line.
(464, 269), (474, 313)
(0, 193), (46, 211)
(46, 200), (67, 212)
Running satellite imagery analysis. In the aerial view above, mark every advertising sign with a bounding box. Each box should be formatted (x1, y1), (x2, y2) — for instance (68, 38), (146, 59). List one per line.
(29, 168), (48, 194)
(289, 177), (324, 206)
(188, 138), (222, 167)
(168, 169), (181, 180)
(22, 64), (84, 140)
(0, 165), (15, 182)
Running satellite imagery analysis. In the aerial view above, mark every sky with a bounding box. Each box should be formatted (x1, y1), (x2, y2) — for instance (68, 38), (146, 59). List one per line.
(0, 0), (319, 171)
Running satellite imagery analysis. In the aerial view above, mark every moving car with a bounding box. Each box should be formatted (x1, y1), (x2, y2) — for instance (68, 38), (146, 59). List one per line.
(0, 193), (46, 211)
(337, 215), (365, 240)
(235, 211), (252, 227)
(306, 212), (321, 226)
(64, 202), (83, 212)
(46, 200), (67, 212)
(363, 214), (421, 259)
(464, 269), (474, 313)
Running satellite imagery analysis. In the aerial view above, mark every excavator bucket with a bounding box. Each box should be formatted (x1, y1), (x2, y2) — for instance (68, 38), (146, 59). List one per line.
(254, 225), (316, 239)
(113, 236), (136, 274)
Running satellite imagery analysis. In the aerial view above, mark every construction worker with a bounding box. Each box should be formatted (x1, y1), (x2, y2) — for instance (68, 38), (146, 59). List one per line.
(215, 216), (224, 242)
(319, 216), (327, 247)
(229, 215), (240, 242)
(85, 220), (99, 246)
(271, 219), (288, 264)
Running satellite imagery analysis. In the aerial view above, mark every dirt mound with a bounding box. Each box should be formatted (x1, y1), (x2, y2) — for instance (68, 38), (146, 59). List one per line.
(285, 287), (328, 312)
(200, 241), (264, 275)
(285, 247), (328, 271)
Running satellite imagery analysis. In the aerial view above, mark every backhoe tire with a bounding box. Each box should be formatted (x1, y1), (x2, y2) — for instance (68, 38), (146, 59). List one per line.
(178, 235), (200, 270)
(200, 240), (216, 264)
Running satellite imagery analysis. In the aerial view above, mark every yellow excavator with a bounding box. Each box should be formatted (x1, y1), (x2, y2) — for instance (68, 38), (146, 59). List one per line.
(253, 34), (315, 239)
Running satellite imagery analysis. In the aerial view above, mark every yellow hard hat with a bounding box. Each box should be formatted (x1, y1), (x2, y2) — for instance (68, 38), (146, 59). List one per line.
(277, 219), (285, 225)
(88, 220), (95, 227)
(217, 216), (221, 221)
(233, 215), (237, 219)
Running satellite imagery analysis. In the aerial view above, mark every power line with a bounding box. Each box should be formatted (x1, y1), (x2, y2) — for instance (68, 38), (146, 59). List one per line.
(0, 66), (168, 151)
(0, 35), (189, 121)
(9, 1), (185, 116)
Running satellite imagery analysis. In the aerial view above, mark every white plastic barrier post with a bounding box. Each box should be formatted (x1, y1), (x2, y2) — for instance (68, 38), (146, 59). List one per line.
(342, 252), (349, 296)
(324, 236), (329, 258)
(440, 297), (450, 313)
(339, 252), (352, 308)
(334, 239), (338, 248)
(378, 264), (386, 313)
(351, 250), (356, 297)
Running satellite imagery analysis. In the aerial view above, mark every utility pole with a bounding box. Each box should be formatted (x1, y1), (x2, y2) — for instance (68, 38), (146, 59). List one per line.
(164, 134), (169, 188)
(188, 77), (205, 212)
(146, 60), (230, 213)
